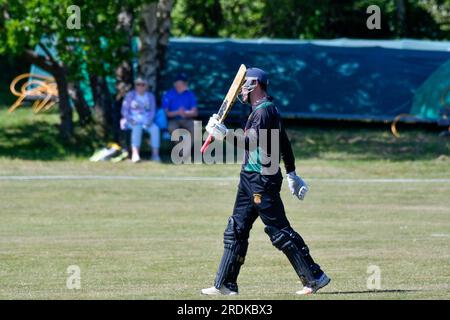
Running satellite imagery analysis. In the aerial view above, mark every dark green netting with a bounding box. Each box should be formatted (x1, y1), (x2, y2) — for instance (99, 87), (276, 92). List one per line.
(161, 39), (450, 122)
(28, 38), (450, 122)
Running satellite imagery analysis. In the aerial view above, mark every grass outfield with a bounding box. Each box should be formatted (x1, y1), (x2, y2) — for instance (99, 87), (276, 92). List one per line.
(0, 160), (449, 300)
(0, 108), (449, 299)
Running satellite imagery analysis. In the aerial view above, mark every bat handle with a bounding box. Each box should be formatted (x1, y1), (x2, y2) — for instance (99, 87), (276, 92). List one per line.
(200, 134), (214, 153)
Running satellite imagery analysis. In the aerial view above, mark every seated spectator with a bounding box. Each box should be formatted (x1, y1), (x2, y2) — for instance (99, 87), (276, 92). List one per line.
(121, 77), (161, 163)
(162, 73), (198, 139)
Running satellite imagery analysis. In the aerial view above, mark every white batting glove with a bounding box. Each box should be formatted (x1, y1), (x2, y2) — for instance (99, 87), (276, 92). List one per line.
(205, 114), (219, 132)
(205, 114), (228, 141)
(287, 171), (309, 200)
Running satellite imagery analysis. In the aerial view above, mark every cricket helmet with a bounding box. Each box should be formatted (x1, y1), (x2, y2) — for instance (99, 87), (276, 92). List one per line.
(242, 67), (268, 93)
(240, 67), (269, 104)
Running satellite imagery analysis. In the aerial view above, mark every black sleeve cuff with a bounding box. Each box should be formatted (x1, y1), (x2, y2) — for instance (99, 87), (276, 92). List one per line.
(284, 163), (296, 174)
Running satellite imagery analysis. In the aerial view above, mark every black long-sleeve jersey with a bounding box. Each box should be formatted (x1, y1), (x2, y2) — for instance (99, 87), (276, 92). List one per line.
(231, 97), (296, 176)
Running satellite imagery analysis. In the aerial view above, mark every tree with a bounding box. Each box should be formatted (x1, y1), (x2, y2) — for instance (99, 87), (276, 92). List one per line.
(139, 0), (174, 96)
(64, 1), (152, 137)
(68, 81), (91, 126)
(0, 0), (156, 140)
(395, 0), (407, 37)
(115, 5), (136, 102)
(0, 1), (75, 138)
(423, 0), (450, 33)
(171, 0), (223, 37)
(171, 0), (448, 40)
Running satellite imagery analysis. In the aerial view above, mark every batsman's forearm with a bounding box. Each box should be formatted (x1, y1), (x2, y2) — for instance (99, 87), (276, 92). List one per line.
(280, 125), (296, 173)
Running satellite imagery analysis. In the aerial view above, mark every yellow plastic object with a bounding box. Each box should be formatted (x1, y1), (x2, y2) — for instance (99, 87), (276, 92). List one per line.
(391, 114), (415, 138)
(393, 88), (450, 137)
(107, 142), (121, 150)
(9, 73), (58, 113)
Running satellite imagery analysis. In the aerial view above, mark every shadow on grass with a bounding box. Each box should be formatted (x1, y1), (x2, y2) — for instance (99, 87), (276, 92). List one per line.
(0, 115), (175, 162)
(319, 289), (418, 295)
(0, 108), (448, 161)
(288, 126), (449, 161)
(0, 120), (97, 160)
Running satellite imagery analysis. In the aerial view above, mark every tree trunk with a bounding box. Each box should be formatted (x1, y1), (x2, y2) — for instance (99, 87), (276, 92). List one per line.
(90, 75), (103, 136)
(100, 77), (113, 128)
(156, 0), (174, 96)
(139, 2), (158, 91)
(112, 6), (135, 143)
(90, 75), (113, 138)
(395, 0), (407, 37)
(53, 69), (73, 139)
(68, 82), (91, 126)
(22, 49), (73, 139)
(139, 0), (174, 95)
(115, 6), (135, 100)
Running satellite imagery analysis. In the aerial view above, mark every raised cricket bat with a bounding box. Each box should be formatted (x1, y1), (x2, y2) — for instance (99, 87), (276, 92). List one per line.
(200, 64), (247, 153)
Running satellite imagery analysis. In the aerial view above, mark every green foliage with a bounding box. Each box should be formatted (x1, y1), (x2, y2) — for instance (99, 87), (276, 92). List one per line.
(0, 0), (155, 80)
(218, 0), (265, 38)
(171, 0), (449, 39)
(1, 0), (68, 54)
(172, 0), (224, 37)
(422, 0), (450, 31)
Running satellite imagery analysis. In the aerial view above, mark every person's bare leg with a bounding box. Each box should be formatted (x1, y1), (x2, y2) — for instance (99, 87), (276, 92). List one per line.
(149, 123), (161, 162)
(130, 125), (143, 163)
(131, 146), (140, 163)
(151, 148), (161, 162)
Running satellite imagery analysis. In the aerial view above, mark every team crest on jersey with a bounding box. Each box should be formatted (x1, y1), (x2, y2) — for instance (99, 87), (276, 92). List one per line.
(253, 193), (262, 205)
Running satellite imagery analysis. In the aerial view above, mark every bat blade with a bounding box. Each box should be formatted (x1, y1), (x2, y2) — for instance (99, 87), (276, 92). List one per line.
(201, 64), (247, 154)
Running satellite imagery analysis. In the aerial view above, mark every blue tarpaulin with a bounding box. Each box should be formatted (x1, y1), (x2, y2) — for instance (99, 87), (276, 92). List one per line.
(161, 38), (450, 122)
(29, 37), (450, 122)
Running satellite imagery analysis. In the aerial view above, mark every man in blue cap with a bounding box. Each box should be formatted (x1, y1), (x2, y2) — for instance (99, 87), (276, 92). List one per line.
(201, 67), (330, 296)
(162, 72), (198, 139)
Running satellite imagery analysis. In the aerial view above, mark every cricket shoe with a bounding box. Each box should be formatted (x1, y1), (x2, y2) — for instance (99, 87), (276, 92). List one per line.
(201, 286), (238, 296)
(296, 273), (331, 295)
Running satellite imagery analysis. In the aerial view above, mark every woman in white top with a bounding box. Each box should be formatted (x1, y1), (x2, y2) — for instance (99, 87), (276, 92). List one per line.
(121, 77), (161, 163)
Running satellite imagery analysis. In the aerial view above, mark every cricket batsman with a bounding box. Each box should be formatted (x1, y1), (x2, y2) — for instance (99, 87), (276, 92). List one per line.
(201, 68), (330, 295)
